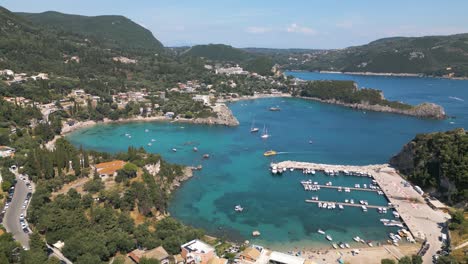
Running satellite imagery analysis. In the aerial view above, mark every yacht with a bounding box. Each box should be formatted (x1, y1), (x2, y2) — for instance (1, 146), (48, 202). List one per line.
(261, 125), (270, 139)
(250, 120), (259, 133)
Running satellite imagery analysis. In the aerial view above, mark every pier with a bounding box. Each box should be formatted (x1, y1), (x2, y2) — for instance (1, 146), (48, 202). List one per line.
(305, 199), (391, 209)
(301, 183), (380, 193)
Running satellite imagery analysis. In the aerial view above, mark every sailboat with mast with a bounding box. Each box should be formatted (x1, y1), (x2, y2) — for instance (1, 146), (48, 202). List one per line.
(261, 125), (270, 139)
(250, 119), (259, 133)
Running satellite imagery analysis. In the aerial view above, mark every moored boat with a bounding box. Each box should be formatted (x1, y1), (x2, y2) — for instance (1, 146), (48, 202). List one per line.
(318, 229), (325, 235)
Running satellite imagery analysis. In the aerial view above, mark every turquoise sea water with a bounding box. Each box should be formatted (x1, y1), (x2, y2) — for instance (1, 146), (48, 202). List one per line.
(67, 72), (468, 250)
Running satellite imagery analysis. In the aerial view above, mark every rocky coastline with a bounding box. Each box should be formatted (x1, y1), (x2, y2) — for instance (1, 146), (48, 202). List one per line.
(299, 97), (446, 119)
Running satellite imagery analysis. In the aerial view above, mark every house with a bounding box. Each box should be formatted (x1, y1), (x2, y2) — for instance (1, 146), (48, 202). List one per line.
(239, 247), (261, 263)
(0, 146), (15, 158)
(193, 95), (211, 106)
(181, 239), (215, 264)
(268, 252), (305, 264)
(94, 160), (126, 178)
(127, 246), (170, 264)
(165, 112), (175, 119)
(52, 241), (65, 251)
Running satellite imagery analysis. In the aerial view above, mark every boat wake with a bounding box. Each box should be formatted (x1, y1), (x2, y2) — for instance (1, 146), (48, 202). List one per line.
(449, 96), (464, 102)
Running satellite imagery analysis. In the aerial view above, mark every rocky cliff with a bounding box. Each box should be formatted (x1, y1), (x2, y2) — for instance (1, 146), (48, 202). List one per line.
(390, 128), (467, 207)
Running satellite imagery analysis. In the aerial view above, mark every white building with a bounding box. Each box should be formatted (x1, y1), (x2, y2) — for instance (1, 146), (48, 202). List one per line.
(215, 65), (248, 75)
(193, 95), (211, 106)
(0, 146), (15, 158)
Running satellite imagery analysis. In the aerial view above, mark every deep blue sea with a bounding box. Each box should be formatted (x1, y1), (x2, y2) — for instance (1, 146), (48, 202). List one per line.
(67, 72), (468, 250)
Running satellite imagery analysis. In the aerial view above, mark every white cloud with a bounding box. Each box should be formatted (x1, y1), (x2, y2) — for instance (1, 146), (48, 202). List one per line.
(286, 23), (316, 35)
(246, 26), (272, 34)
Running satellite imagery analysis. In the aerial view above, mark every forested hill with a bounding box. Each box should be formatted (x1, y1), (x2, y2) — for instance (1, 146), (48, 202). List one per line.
(16, 10), (164, 52)
(390, 128), (468, 207)
(289, 33), (468, 77)
(182, 44), (249, 62)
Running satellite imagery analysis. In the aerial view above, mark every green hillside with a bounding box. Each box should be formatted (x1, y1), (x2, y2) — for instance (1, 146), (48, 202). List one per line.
(16, 11), (163, 52)
(183, 44), (249, 62)
(292, 34), (468, 77)
(390, 128), (468, 206)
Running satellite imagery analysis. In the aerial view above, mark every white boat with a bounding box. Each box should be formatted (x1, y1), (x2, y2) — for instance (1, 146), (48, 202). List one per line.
(338, 204), (344, 210)
(250, 120), (259, 133)
(361, 205), (367, 212)
(235, 205), (244, 212)
(345, 199), (349, 203)
(260, 125), (270, 139)
(392, 211), (400, 218)
(367, 242), (373, 247)
(151, 139), (156, 142)
(147, 143), (152, 146)
(345, 243), (350, 248)
(332, 243), (338, 249)
(172, 148), (177, 152)
(193, 147), (198, 152)
(353, 236), (360, 242)
(326, 235), (332, 241)
(318, 202), (322, 208)
(339, 243), (345, 249)
(380, 218), (390, 223)
(350, 199), (354, 204)
(318, 229), (325, 235)
(145, 129), (149, 132)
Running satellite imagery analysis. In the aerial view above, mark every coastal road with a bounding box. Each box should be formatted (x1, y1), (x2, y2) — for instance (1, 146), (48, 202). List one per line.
(2, 169), (33, 249)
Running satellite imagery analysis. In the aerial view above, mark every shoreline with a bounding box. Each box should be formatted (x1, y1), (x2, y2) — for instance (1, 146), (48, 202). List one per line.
(288, 70), (468, 80)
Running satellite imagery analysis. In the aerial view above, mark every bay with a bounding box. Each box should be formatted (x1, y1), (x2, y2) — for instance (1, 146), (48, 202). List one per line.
(67, 72), (468, 249)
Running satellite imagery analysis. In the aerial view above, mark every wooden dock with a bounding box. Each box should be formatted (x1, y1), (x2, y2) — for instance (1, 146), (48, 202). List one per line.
(305, 199), (391, 209)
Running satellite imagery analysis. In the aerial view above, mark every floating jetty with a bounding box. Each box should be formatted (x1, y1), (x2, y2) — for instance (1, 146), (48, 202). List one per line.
(305, 199), (391, 209)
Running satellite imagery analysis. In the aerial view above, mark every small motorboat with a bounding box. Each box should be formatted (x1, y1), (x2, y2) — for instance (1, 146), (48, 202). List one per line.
(353, 236), (360, 242)
(172, 148), (177, 152)
(145, 129), (149, 132)
(203, 154), (210, 159)
(318, 229), (325, 235)
(235, 205), (244, 212)
(193, 147), (198, 152)
(269, 107), (281, 111)
(326, 235), (332, 241)
(147, 143), (152, 146)
(264, 150), (277, 157)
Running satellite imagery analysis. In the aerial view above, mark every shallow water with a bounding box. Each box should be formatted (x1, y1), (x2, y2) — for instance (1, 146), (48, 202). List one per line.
(67, 72), (468, 249)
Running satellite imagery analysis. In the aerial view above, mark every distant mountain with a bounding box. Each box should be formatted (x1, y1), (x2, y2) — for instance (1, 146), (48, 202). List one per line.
(182, 44), (249, 62)
(291, 34), (468, 77)
(16, 11), (163, 51)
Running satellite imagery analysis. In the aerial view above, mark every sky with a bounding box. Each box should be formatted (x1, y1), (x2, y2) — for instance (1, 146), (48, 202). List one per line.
(2, 0), (468, 49)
